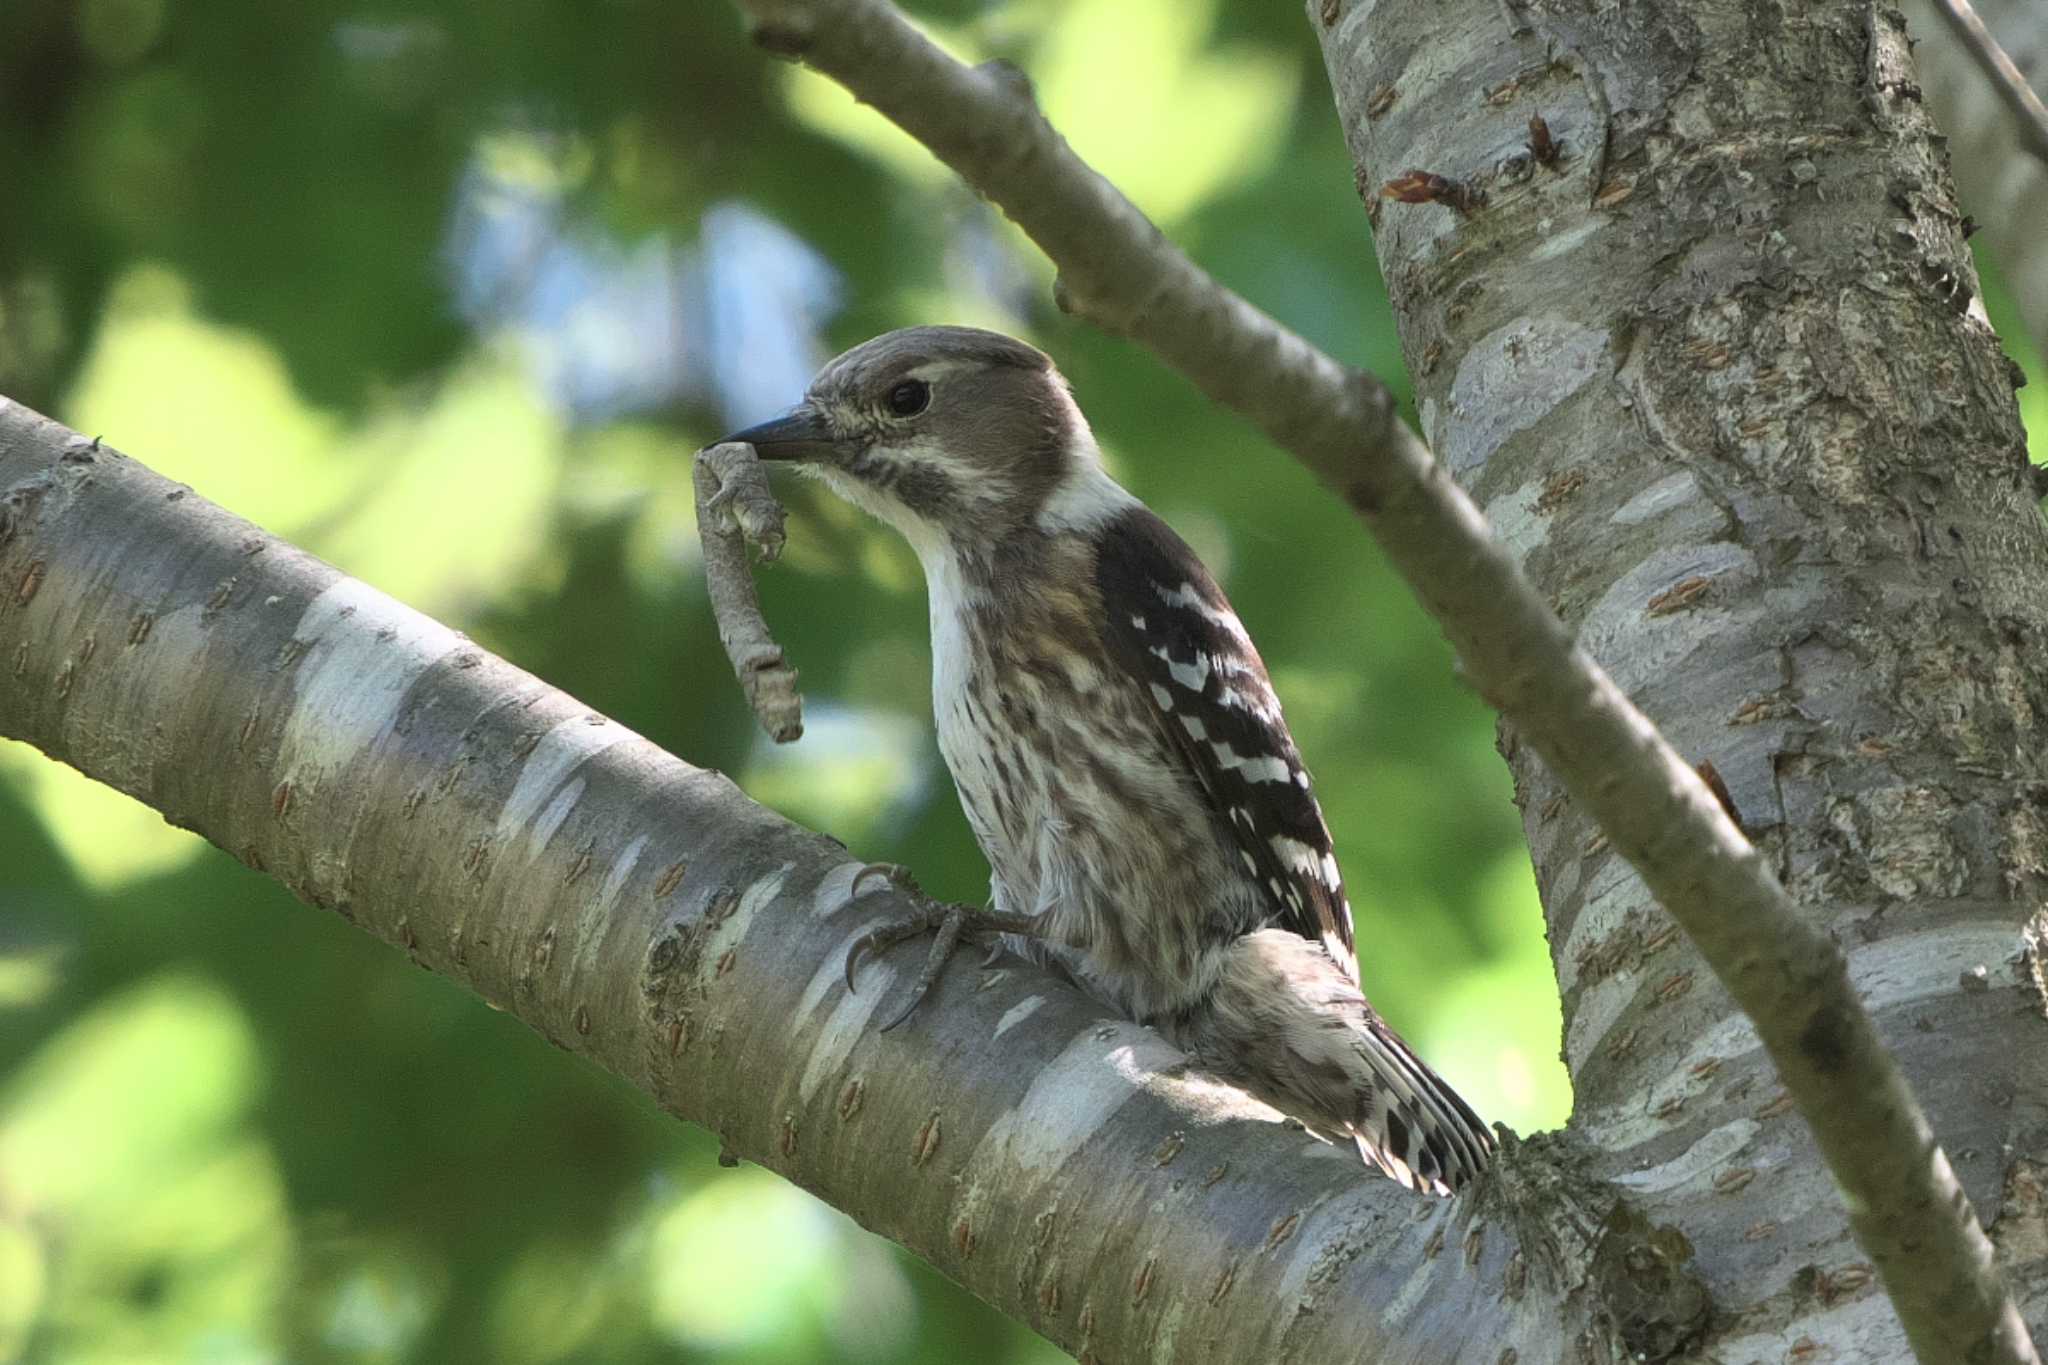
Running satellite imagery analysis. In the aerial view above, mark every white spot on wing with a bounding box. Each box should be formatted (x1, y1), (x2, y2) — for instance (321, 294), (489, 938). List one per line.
(1151, 580), (1252, 643)
(1271, 834), (1316, 864)
(1209, 741), (1293, 784)
(1218, 683), (1279, 721)
(1148, 644), (1215, 693)
(1270, 836), (1336, 883)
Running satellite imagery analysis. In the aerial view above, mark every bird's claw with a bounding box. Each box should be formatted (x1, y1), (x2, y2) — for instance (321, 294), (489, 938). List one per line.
(840, 861), (1039, 1031)
(850, 861), (915, 901)
(841, 892), (947, 992)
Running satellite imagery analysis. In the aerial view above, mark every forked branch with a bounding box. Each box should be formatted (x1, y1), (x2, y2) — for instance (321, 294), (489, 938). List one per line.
(723, 1), (2038, 1358)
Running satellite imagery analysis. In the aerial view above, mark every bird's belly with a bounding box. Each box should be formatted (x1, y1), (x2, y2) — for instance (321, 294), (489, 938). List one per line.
(935, 671), (1248, 1018)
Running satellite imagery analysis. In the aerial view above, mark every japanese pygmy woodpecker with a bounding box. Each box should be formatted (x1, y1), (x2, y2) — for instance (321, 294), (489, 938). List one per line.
(723, 325), (1494, 1194)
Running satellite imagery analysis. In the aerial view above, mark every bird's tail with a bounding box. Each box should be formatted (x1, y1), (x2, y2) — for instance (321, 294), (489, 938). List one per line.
(1170, 929), (1496, 1196)
(1347, 1013), (1495, 1195)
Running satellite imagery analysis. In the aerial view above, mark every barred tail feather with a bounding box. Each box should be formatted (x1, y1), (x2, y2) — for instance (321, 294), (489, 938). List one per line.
(1350, 1017), (1496, 1195)
(1172, 928), (1495, 1196)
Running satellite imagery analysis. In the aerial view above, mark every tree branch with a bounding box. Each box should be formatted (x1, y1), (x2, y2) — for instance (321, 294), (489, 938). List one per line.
(1929, 0), (2048, 169)
(1906, 0), (2048, 359)
(695, 440), (804, 743)
(724, 1), (2037, 1359)
(2, 396), (1720, 1362)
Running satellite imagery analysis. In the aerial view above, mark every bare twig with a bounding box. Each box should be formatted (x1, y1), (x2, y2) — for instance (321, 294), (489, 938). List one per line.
(1931, 0), (2048, 169)
(726, 1), (2036, 1360)
(695, 441), (802, 743)
(1906, 0), (2048, 358)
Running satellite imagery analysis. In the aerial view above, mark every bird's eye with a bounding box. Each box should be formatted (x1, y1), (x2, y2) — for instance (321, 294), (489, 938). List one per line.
(885, 379), (930, 418)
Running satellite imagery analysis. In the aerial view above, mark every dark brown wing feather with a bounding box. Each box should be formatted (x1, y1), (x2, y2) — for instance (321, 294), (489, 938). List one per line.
(1094, 507), (1358, 974)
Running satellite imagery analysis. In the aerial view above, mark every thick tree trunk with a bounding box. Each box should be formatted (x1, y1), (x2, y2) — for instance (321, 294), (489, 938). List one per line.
(1316, 0), (2048, 1355)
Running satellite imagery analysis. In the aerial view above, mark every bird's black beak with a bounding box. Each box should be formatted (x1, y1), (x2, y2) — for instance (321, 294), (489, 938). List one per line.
(718, 403), (840, 463)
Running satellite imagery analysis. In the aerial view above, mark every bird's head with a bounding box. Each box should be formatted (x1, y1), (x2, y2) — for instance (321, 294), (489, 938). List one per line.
(721, 325), (1111, 557)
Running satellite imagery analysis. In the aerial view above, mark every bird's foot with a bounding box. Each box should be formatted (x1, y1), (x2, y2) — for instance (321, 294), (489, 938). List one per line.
(844, 863), (1042, 1032)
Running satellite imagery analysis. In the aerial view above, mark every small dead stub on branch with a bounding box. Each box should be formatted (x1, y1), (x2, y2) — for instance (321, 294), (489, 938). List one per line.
(694, 441), (802, 743)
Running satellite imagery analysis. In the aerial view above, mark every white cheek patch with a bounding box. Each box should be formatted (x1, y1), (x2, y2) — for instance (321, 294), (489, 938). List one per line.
(1037, 460), (1140, 533)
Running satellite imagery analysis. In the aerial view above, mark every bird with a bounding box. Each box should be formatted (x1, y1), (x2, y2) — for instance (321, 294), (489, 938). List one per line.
(720, 325), (1494, 1194)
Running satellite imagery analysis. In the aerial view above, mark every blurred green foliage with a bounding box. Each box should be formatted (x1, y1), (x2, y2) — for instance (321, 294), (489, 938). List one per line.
(26, 0), (2044, 1361)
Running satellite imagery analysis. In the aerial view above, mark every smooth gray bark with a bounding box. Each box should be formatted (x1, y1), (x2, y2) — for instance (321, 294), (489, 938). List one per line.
(1316, 0), (2048, 1357)
(2, 397), (1705, 1363)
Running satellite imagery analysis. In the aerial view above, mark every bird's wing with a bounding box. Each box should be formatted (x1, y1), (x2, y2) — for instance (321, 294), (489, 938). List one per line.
(1094, 507), (1359, 978)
